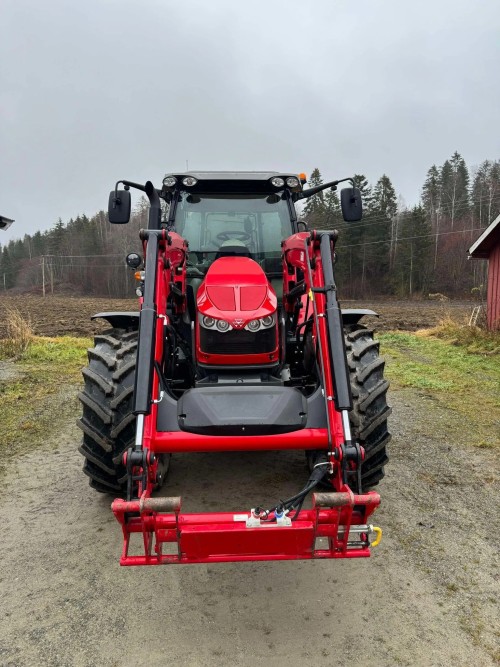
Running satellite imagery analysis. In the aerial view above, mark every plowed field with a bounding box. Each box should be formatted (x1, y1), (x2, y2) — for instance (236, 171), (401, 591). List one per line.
(0, 294), (474, 337)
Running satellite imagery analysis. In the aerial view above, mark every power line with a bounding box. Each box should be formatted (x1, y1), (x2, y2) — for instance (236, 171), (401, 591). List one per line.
(341, 227), (486, 249)
(40, 253), (124, 258)
(331, 192), (500, 233)
(46, 264), (128, 268)
(334, 193), (500, 227)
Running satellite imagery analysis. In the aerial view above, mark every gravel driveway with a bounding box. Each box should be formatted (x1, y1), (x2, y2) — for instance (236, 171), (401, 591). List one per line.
(0, 387), (498, 667)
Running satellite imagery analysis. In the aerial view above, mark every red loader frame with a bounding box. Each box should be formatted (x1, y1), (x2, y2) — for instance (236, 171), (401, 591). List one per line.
(108, 178), (382, 565)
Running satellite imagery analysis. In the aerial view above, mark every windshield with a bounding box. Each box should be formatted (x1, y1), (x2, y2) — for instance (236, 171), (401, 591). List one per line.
(175, 192), (293, 274)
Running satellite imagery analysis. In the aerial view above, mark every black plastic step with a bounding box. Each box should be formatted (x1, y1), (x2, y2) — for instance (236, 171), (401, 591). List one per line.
(177, 386), (307, 436)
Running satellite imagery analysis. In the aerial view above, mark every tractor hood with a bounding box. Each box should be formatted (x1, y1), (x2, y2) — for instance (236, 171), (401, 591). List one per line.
(197, 257), (277, 327)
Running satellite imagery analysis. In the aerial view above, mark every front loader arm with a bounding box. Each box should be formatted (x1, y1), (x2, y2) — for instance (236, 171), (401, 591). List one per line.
(282, 230), (362, 490)
(126, 180), (188, 498)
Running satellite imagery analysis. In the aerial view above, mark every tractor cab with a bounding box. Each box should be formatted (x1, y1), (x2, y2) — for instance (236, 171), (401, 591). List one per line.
(170, 176), (296, 304)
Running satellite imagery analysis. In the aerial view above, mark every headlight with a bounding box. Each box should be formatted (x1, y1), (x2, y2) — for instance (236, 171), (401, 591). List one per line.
(245, 314), (275, 331)
(200, 316), (232, 331)
(286, 177), (299, 188)
(182, 176), (198, 187)
(271, 177), (285, 188)
(163, 176), (177, 188)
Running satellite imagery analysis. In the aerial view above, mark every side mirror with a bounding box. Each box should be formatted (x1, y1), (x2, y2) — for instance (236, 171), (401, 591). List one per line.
(297, 220), (309, 232)
(108, 189), (131, 224)
(340, 187), (362, 222)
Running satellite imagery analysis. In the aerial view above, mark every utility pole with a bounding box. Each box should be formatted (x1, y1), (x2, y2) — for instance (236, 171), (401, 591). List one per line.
(41, 255), (46, 297)
(409, 242), (413, 296)
(434, 208), (441, 269)
(49, 257), (54, 294)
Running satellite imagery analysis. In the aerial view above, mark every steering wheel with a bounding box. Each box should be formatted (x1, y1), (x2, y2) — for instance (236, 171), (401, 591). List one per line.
(216, 231), (252, 242)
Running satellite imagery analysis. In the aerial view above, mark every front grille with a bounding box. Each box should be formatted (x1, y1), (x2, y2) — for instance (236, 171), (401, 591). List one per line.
(200, 327), (276, 355)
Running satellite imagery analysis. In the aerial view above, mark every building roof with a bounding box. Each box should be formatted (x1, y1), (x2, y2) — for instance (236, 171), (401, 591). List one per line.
(468, 214), (500, 259)
(0, 215), (14, 231)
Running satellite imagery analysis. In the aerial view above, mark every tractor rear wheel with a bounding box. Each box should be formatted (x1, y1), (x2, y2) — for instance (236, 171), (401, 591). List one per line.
(78, 327), (168, 495)
(344, 324), (391, 490)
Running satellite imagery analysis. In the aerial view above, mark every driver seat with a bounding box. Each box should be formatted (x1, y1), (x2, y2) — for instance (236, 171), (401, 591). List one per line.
(215, 239), (252, 260)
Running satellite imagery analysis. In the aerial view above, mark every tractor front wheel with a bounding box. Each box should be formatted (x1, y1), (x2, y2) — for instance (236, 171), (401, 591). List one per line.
(77, 327), (168, 495)
(78, 328), (137, 494)
(344, 324), (391, 490)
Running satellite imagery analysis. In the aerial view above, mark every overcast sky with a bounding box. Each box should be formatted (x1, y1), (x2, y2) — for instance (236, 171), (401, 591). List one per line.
(1, 0), (500, 243)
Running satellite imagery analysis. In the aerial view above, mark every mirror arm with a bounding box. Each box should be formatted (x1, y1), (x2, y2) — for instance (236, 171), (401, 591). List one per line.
(298, 177), (353, 200)
(114, 180), (142, 198)
(113, 180), (164, 202)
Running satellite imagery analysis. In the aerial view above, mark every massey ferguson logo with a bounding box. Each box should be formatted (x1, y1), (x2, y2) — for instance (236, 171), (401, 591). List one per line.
(233, 319), (244, 328)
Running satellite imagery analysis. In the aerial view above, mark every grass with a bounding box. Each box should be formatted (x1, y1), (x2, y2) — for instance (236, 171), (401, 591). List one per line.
(379, 326), (500, 449)
(0, 307), (34, 358)
(419, 317), (500, 355)
(0, 336), (91, 470)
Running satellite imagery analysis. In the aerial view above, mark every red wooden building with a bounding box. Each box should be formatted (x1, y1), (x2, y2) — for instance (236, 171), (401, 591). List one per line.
(468, 214), (500, 330)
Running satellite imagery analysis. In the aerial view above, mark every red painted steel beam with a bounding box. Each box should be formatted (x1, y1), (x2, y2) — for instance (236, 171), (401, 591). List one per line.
(119, 548), (372, 565)
(151, 428), (329, 452)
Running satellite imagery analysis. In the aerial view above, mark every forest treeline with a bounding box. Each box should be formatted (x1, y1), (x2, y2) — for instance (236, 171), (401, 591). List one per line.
(1, 151), (499, 300)
(302, 152), (498, 299)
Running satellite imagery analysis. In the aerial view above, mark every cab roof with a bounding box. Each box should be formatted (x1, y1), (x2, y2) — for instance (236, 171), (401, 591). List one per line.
(165, 171), (298, 181)
(163, 171), (302, 195)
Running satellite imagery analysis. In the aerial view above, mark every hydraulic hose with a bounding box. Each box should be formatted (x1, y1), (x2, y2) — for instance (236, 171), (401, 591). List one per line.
(319, 233), (352, 411)
(133, 232), (158, 415)
(132, 182), (163, 417)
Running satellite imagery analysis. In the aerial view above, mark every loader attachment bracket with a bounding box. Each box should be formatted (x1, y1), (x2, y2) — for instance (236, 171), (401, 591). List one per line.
(336, 442), (365, 493)
(111, 488), (381, 565)
(124, 447), (149, 501)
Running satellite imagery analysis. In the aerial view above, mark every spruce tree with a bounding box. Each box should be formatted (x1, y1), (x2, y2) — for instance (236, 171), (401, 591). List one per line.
(472, 160), (490, 228)
(351, 174), (371, 205)
(302, 168), (327, 228)
(323, 187), (341, 230)
(362, 175), (397, 293)
(440, 151), (470, 228)
(488, 161), (500, 223)
(473, 160), (500, 227)
(421, 165), (441, 229)
(0, 246), (14, 289)
(393, 205), (431, 296)
(31, 231), (45, 256)
(48, 218), (66, 255)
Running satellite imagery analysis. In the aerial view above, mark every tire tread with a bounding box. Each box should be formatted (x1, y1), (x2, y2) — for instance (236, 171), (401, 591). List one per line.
(78, 327), (138, 495)
(345, 324), (391, 490)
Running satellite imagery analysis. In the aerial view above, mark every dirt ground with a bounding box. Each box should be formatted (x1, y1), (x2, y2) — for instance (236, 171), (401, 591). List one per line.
(0, 381), (498, 666)
(1, 295), (497, 665)
(0, 294), (475, 337)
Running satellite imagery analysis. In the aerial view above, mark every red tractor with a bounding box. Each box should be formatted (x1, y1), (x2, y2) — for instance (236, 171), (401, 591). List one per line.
(78, 172), (390, 565)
